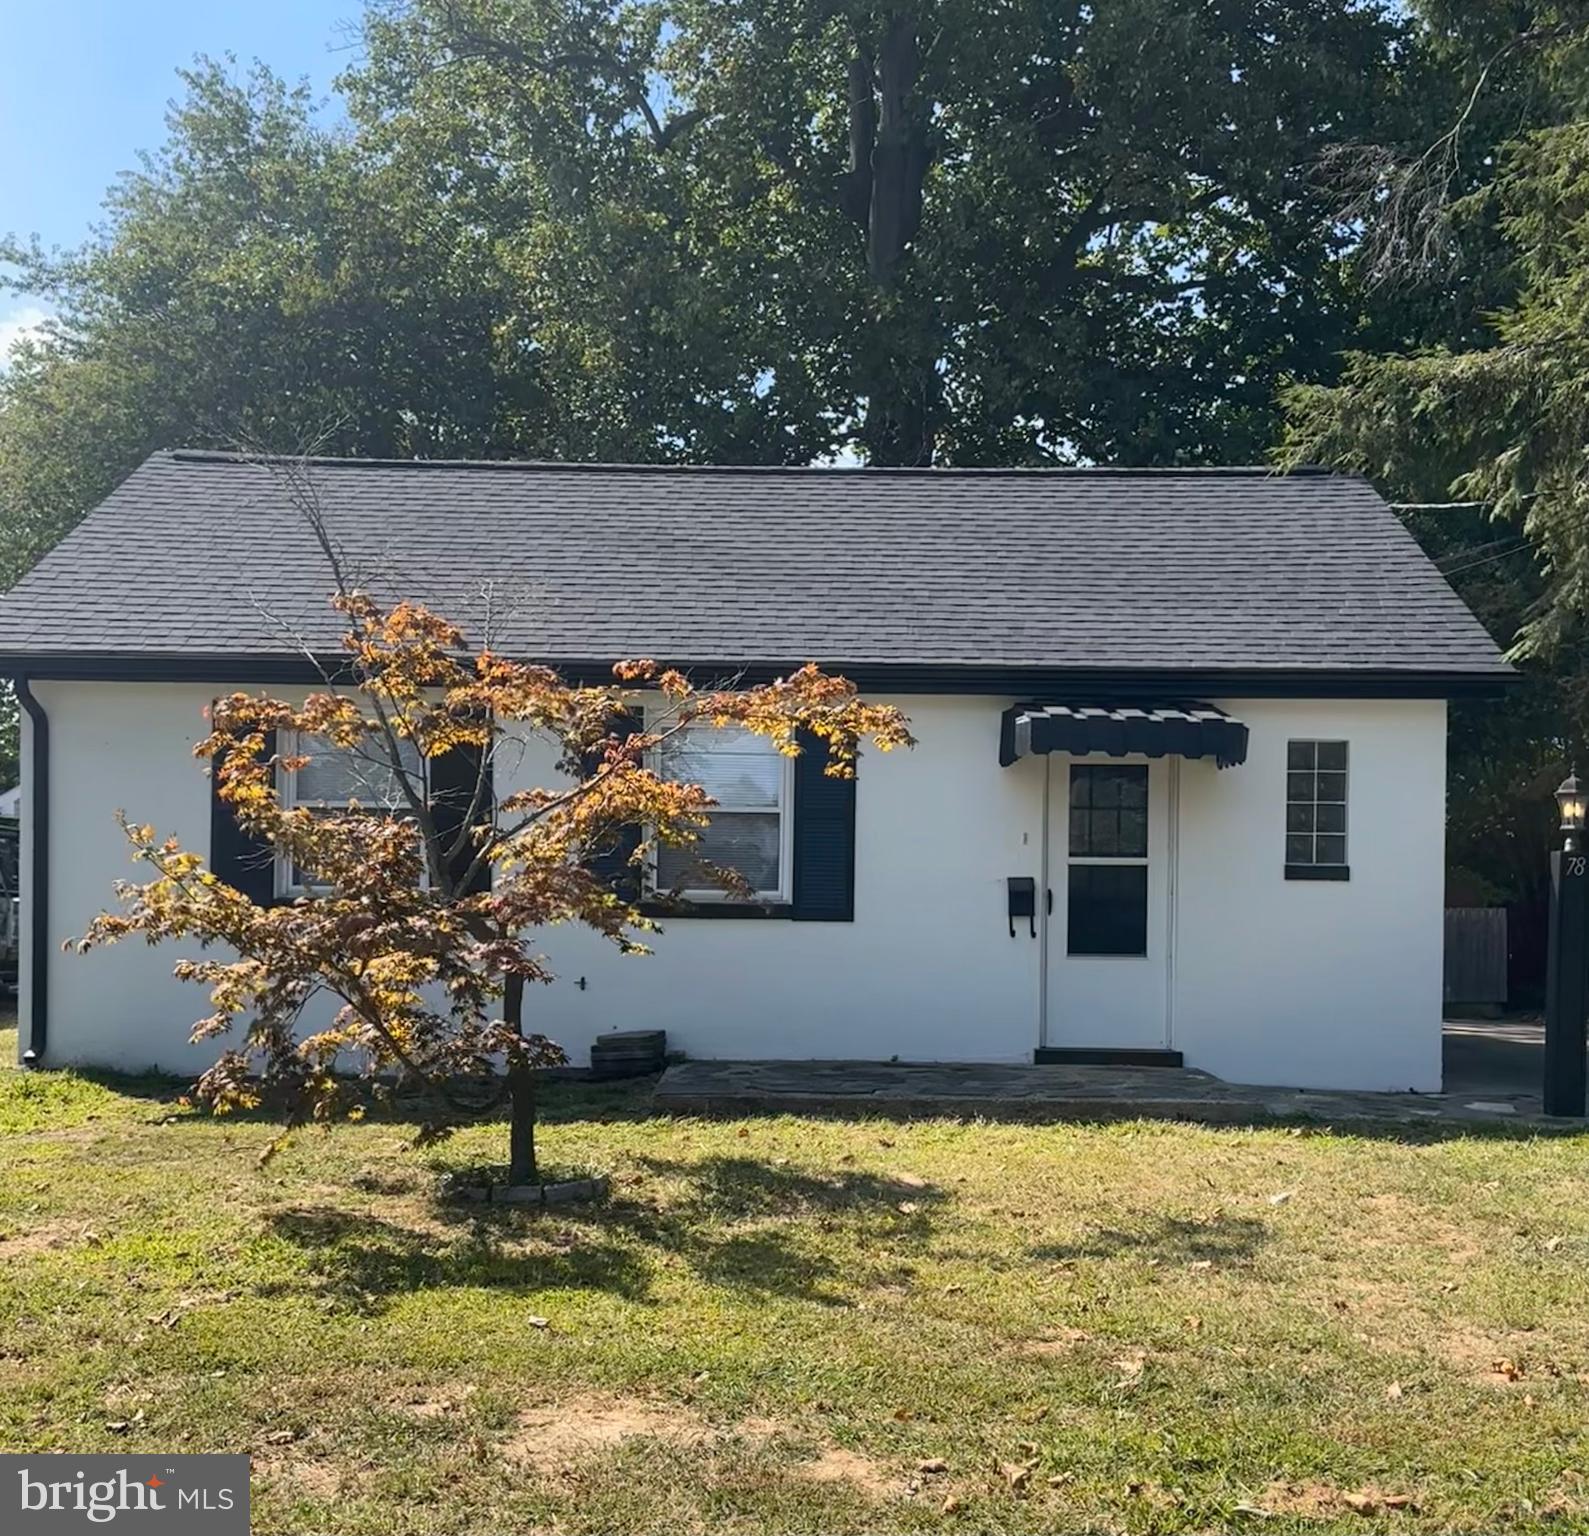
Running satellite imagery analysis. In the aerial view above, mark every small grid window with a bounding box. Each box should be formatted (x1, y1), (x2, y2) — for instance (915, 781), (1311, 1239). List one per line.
(1285, 740), (1348, 870)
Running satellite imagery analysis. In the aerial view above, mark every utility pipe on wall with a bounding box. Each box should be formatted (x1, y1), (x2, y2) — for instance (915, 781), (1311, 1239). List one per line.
(15, 677), (48, 1066)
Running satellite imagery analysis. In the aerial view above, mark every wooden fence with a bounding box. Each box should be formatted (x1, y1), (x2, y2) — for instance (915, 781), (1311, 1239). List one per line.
(1444, 907), (1508, 1005)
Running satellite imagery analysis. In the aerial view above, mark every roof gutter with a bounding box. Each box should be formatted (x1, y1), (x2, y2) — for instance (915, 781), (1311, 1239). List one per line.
(15, 677), (48, 1066)
(0, 653), (1521, 699)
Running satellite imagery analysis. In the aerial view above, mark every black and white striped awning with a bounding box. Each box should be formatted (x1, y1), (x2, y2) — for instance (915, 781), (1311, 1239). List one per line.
(998, 702), (1249, 768)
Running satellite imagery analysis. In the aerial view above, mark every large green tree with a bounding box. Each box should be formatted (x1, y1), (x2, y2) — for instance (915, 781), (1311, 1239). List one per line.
(3, 0), (1420, 588)
(0, 59), (549, 589)
(349, 0), (1413, 466)
(1283, 3), (1589, 985)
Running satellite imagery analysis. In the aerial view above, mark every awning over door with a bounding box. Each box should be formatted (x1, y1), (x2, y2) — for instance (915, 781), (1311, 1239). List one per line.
(998, 702), (1249, 768)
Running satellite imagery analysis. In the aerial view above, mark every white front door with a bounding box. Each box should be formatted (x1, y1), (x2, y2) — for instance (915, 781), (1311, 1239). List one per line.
(1044, 755), (1173, 1049)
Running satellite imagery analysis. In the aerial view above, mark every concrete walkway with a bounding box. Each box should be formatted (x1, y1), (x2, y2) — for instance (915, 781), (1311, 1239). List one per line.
(654, 1055), (1563, 1130)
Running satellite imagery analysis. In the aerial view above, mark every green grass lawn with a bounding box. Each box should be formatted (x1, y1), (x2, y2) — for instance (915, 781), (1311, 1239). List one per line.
(3, 1024), (1588, 1534)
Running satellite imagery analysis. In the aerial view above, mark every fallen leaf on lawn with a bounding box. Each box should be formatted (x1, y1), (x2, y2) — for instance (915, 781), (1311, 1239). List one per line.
(1386, 1381), (1404, 1401)
(898, 1201), (920, 1214)
(1002, 1461), (1034, 1492)
(1343, 1491), (1377, 1515)
(1189, 1260), (1214, 1271)
(736, 1127), (749, 1139)
(526, 1316), (550, 1329)
(944, 1283), (964, 1295)
(889, 1407), (912, 1422)
(1016, 1440), (1038, 1456)
(1021, 1406), (1049, 1424)
(263, 1430), (296, 1446)
(898, 1172), (929, 1188)
(1184, 1315), (1203, 1332)
(1268, 1190), (1295, 1206)
(1493, 1358), (1525, 1381)
(878, 1138), (895, 1148)
(1233, 1500), (1274, 1517)
(105, 1421), (130, 1434)
(1544, 1235), (1564, 1252)
(1112, 1351), (1147, 1385)
(941, 1493), (961, 1514)
(1047, 1471), (1074, 1487)
(918, 1458), (948, 1474)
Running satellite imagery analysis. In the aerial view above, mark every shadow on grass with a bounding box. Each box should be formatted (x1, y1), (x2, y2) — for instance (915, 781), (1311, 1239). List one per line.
(31, 1058), (1586, 1147)
(1031, 1211), (1269, 1266)
(263, 1154), (949, 1313)
(261, 1204), (654, 1309)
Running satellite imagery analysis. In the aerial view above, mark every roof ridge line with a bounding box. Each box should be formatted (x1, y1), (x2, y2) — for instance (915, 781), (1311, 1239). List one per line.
(162, 449), (1343, 478)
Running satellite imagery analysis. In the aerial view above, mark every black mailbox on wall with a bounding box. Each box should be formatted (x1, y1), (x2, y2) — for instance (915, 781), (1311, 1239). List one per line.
(1007, 876), (1036, 938)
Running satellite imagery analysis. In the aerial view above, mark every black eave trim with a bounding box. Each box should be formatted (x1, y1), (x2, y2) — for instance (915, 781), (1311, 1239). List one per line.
(0, 652), (1517, 699)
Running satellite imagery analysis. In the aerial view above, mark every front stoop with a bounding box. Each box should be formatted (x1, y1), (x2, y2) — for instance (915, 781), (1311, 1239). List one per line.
(651, 1060), (1551, 1129)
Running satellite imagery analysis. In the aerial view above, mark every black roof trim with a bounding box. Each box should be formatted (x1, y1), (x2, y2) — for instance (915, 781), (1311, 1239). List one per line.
(0, 652), (1517, 699)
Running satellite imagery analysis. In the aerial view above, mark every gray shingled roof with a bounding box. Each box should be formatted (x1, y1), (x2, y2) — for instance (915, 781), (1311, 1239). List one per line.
(0, 450), (1510, 682)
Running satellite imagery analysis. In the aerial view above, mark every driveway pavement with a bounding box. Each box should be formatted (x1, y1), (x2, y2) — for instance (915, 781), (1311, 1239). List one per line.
(1442, 1016), (1545, 1099)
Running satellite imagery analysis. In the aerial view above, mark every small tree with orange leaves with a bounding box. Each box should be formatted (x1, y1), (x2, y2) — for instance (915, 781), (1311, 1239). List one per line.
(78, 591), (912, 1182)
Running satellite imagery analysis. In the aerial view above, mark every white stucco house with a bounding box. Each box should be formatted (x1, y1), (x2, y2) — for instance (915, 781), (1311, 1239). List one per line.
(0, 451), (1512, 1091)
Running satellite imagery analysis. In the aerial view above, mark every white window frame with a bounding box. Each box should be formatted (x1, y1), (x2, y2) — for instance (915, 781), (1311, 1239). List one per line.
(275, 728), (429, 898)
(645, 714), (795, 904)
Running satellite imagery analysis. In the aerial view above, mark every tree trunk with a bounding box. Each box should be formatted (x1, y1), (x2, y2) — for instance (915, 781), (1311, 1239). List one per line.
(838, 11), (938, 466)
(504, 972), (537, 1185)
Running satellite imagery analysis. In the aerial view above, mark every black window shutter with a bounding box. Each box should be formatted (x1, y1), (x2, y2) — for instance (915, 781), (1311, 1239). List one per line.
(585, 707), (644, 901)
(430, 740), (493, 894)
(792, 729), (856, 922)
(209, 730), (277, 906)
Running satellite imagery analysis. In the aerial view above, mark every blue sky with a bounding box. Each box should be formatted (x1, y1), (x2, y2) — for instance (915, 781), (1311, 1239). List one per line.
(1, 0), (354, 353)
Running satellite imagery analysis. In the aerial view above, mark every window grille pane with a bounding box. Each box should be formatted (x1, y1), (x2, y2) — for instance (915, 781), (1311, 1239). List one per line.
(1285, 833), (1314, 865)
(1067, 864), (1148, 955)
(660, 730), (784, 809)
(1315, 834), (1347, 866)
(1286, 802), (1315, 834)
(1069, 766), (1148, 858)
(655, 813), (782, 894)
(1316, 802), (1346, 834)
(1316, 741), (1348, 771)
(1286, 771), (1315, 803)
(1287, 740), (1317, 770)
(294, 736), (423, 808)
(1316, 771), (1347, 803)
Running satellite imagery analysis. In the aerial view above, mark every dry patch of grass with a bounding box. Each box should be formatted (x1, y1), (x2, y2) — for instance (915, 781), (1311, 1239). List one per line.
(502, 1393), (719, 1467)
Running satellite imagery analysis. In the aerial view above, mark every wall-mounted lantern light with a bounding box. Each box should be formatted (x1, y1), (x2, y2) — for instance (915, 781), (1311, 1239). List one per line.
(1556, 770), (1585, 852)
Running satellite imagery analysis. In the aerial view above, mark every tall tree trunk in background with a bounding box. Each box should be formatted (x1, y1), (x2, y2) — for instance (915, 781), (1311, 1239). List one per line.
(842, 8), (937, 465)
(504, 971), (538, 1185)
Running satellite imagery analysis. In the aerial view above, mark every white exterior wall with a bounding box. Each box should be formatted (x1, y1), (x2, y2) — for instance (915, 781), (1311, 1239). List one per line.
(1174, 699), (1447, 1091)
(20, 681), (1445, 1091)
